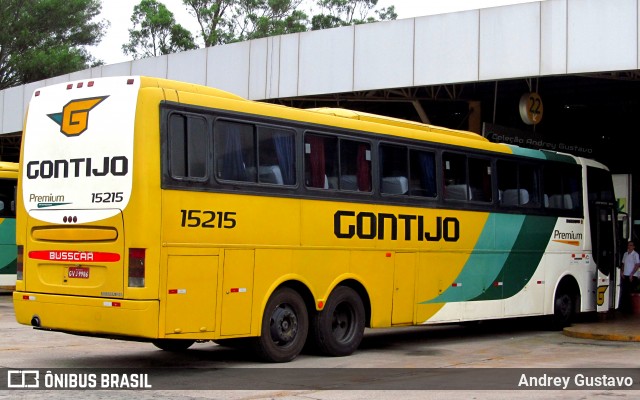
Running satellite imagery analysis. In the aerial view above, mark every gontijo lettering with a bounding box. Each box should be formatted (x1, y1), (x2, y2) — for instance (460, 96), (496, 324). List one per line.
(334, 210), (460, 241)
(26, 156), (128, 179)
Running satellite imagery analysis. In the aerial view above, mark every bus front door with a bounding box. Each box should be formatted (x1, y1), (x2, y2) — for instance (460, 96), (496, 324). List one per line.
(593, 205), (619, 313)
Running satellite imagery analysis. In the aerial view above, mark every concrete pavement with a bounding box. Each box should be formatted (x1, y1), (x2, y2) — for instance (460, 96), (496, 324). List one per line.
(563, 311), (640, 342)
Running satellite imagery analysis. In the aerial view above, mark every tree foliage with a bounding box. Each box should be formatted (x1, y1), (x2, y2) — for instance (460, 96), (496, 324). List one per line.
(0, 0), (107, 90)
(182, 0), (236, 47)
(179, 0), (396, 48)
(311, 0), (395, 30)
(123, 0), (197, 59)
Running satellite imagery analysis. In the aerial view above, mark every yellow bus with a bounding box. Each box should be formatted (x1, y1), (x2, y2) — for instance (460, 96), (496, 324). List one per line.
(14, 76), (621, 362)
(0, 161), (18, 290)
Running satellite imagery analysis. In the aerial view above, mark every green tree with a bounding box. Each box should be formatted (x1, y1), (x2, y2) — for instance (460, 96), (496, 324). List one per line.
(231, 0), (308, 41)
(182, 0), (236, 47)
(181, 0), (396, 46)
(311, 0), (396, 30)
(123, 0), (197, 59)
(0, 0), (107, 90)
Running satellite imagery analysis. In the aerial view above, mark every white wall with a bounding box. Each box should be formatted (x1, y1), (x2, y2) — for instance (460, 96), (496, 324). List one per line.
(2, 0), (640, 134)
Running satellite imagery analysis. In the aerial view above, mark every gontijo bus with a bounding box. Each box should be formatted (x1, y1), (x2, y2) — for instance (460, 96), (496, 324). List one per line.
(14, 76), (620, 362)
(0, 161), (18, 290)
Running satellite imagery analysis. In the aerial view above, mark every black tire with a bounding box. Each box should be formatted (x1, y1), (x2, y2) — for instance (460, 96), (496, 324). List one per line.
(254, 287), (308, 363)
(551, 291), (574, 330)
(152, 339), (195, 352)
(310, 286), (364, 357)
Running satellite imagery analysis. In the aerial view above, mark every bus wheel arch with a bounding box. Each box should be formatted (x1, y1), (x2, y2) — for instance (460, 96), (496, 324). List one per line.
(152, 339), (195, 352)
(309, 281), (368, 357)
(254, 283), (311, 363)
(551, 275), (581, 329)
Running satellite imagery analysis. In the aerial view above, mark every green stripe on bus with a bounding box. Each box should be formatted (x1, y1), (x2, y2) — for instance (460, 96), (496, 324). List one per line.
(474, 215), (557, 300)
(540, 150), (577, 163)
(506, 145), (547, 159)
(422, 213), (522, 304)
(421, 214), (558, 304)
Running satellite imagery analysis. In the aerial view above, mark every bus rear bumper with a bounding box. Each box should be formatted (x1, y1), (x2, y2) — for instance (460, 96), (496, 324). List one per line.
(12, 292), (159, 339)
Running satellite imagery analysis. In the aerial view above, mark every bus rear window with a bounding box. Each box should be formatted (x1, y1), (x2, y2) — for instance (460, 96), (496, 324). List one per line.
(168, 113), (208, 180)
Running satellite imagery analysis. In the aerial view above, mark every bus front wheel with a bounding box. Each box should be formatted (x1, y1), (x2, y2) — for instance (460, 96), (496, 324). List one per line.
(255, 287), (308, 363)
(552, 291), (574, 329)
(310, 286), (364, 357)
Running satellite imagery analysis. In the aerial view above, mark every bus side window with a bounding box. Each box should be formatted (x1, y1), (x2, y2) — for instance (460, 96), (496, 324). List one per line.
(443, 152), (468, 200)
(543, 163), (581, 210)
(168, 113), (207, 180)
(380, 144), (408, 195)
(258, 127), (296, 185)
(409, 149), (437, 198)
(339, 139), (371, 192)
(498, 160), (539, 207)
(519, 164), (540, 207)
(215, 120), (256, 182)
(468, 157), (491, 202)
(305, 134), (338, 189)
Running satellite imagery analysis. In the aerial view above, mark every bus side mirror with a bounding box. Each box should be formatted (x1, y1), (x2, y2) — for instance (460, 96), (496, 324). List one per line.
(618, 212), (629, 240)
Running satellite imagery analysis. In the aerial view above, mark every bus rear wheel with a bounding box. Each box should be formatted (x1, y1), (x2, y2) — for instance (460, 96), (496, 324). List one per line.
(310, 286), (364, 357)
(255, 287), (308, 363)
(152, 339), (195, 352)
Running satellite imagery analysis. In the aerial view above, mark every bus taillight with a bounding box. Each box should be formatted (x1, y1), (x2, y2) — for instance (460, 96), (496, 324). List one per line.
(16, 245), (23, 280)
(128, 248), (145, 287)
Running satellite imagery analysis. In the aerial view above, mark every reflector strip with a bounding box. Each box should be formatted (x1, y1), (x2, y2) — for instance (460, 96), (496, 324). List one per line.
(103, 302), (121, 307)
(230, 288), (247, 293)
(29, 250), (120, 262)
(22, 295), (36, 301)
(493, 281), (503, 287)
(537, 281), (545, 284)
(451, 283), (462, 287)
(168, 289), (187, 294)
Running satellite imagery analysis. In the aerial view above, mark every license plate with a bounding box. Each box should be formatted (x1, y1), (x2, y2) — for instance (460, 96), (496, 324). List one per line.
(68, 266), (89, 279)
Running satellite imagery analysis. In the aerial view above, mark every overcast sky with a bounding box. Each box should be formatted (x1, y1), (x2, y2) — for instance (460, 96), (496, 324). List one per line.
(91, 0), (542, 65)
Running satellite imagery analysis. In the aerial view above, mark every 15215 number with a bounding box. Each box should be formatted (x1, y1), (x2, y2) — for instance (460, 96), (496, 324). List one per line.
(91, 192), (124, 203)
(180, 210), (237, 228)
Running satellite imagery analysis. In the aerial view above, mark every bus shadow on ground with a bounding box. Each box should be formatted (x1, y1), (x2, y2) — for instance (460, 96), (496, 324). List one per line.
(359, 315), (564, 351)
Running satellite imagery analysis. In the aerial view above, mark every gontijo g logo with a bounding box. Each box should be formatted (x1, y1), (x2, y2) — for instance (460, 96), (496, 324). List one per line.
(47, 96), (108, 137)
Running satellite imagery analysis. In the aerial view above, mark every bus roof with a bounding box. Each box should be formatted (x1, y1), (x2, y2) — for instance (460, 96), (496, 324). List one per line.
(0, 161), (18, 180)
(0, 161), (18, 173)
(134, 76), (586, 161)
(306, 108), (488, 142)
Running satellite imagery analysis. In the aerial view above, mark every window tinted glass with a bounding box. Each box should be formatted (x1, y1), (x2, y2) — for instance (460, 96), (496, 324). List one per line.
(409, 149), (437, 197)
(258, 127), (296, 185)
(340, 139), (371, 192)
(380, 144), (408, 195)
(215, 120), (256, 182)
(168, 113), (207, 179)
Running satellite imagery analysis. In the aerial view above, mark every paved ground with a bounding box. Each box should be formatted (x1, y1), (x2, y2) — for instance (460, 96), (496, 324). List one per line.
(563, 311), (640, 342)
